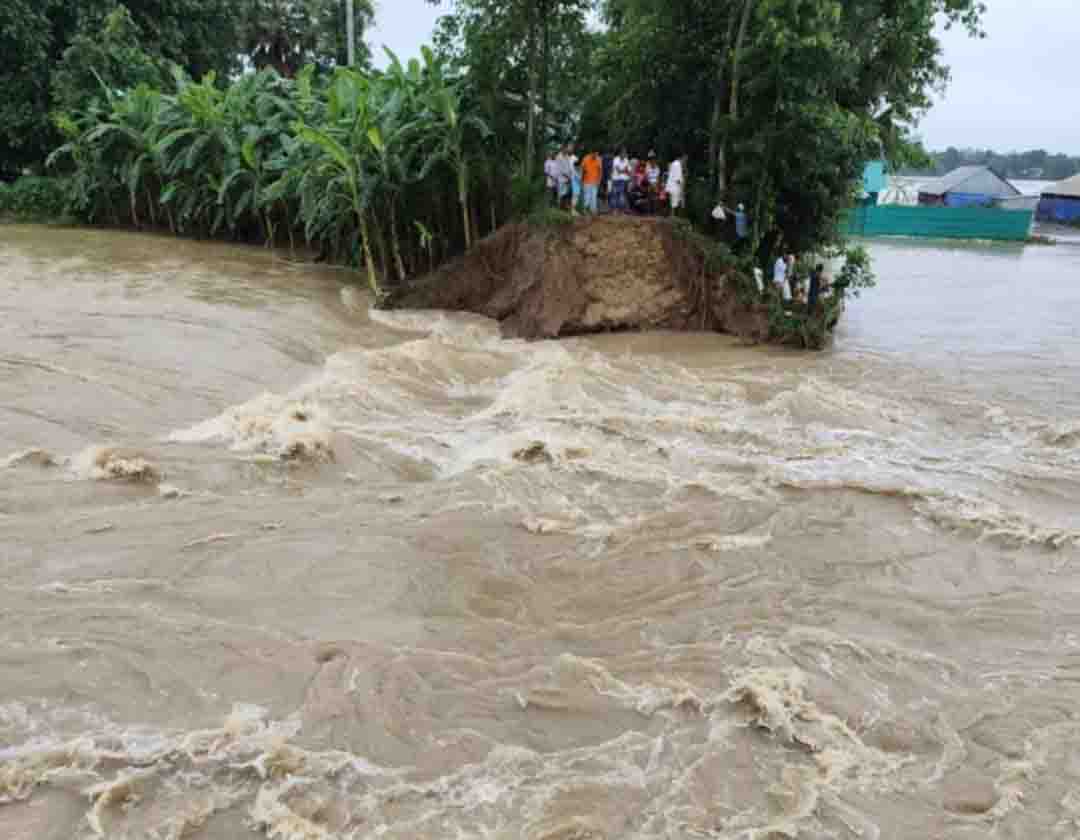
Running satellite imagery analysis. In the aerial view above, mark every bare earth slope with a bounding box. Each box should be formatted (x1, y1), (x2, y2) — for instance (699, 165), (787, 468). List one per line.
(390, 215), (772, 341)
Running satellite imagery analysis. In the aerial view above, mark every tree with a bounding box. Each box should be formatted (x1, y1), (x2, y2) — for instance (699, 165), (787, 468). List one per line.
(52, 6), (165, 115)
(585, 0), (986, 258)
(426, 0), (595, 183)
(238, 0), (375, 77)
(0, 1), (58, 172)
(0, 0), (239, 173)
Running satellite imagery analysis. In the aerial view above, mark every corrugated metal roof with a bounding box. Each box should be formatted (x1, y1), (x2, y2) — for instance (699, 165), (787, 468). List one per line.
(1043, 174), (1080, 199)
(918, 166), (1019, 198)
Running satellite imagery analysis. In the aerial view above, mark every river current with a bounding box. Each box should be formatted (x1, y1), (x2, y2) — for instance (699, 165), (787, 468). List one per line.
(2, 224), (1079, 839)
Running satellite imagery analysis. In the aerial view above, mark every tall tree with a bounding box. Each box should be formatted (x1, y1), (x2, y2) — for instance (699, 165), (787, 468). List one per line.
(0, 0), (240, 172)
(426, 0), (595, 180)
(587, 0), (985, 256)
(238, 0), (375, 77)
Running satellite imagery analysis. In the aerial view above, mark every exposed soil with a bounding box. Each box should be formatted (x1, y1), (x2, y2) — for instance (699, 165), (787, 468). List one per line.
(389, 216), (772, 341)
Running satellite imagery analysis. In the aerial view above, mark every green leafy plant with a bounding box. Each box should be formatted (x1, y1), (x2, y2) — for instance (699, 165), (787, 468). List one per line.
(0, 176), (70, 220)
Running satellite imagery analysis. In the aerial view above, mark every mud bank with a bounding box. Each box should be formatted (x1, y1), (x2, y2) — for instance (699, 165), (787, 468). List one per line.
(389, 215), (776, 341)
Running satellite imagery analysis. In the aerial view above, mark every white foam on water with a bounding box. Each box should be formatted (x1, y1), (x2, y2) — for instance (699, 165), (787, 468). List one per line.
(2, 448), (59, 469)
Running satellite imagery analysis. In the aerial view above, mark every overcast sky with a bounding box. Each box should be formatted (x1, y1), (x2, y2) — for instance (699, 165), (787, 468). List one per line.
(368, 0), (1080, 154)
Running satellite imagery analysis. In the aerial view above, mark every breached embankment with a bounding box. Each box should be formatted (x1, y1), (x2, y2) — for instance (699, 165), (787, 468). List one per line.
(389, 215), (775, 341)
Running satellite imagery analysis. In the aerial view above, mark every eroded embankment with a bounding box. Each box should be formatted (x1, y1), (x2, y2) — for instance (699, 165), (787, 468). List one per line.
(390, 216), (772, 341)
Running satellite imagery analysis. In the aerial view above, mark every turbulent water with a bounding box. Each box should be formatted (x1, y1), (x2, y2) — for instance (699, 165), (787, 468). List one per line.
(2, 224), (1080, 840)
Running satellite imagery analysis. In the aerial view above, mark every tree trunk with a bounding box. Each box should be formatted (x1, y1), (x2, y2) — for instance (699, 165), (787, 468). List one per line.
(711, 0), (755, 205)
(358, 212), (380, 297)
(459, 167), (472, 251)
(539, 0), (550, 149)
(729, 0), (754, 127)
(710, 2), (742, 203)
(524, 0), (539, 182)
(389, 200), (407, 284)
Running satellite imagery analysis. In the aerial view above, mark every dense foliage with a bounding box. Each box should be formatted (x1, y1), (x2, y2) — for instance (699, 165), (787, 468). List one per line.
(426, 0), (597, 184)
(239, 0), (375, 76)
(0, 176), (71, 221)
(0, 0), (375, 173)
(581, 0), (985, 262)
(47, 53), (495, 301)
(930, 147), (1080, 181)
(14, 0), (989, 345)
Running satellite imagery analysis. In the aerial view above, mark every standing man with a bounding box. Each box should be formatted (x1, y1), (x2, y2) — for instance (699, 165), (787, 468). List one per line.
(601, 149), (614, 205)
(557, 144), (574, 211)
(544, 150), (559, 207)
(734, 203), (749, 242)
(667, 154), (687, 216)
(808, 263), (825, 313)
(773, 253), (792, 302)
(582, 150), (603, 214)
(611, 148), (631, 213)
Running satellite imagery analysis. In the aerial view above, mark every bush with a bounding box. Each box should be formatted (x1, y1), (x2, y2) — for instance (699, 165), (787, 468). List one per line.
(0, 176), (70, 220)
(511, 172), (550, 218)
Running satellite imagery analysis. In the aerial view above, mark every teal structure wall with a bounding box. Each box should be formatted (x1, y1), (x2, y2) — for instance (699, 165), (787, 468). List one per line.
(862, 161), (887, 196)
(843, 204), (1033, 241)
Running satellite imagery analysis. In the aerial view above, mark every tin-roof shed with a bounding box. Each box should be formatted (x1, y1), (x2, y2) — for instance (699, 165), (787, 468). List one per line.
(918, 167), (1020, 206)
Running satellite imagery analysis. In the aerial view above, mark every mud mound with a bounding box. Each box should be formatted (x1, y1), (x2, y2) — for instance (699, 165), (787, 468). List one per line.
(390, 216), (771, 341)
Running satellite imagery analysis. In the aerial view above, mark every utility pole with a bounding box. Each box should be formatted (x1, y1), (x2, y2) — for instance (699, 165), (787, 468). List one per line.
(346, 0), (356, 67)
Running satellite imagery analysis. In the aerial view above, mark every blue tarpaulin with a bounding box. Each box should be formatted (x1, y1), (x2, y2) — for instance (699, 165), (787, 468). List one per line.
(944, 192), (995, 208)
(1037, 196), (1080, 223)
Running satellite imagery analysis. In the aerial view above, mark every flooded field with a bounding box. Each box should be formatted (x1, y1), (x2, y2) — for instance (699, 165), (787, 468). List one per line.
(2, 225), (1079, 839)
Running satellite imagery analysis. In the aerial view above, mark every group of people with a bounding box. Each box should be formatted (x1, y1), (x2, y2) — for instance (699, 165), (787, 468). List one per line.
(543, 144), (830, 314)
(544, 146), (687, 216)
(768, 254), (828, 311)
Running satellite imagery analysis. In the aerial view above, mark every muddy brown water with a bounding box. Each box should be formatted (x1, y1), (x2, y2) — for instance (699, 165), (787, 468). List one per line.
(2, 224), (1080, 839)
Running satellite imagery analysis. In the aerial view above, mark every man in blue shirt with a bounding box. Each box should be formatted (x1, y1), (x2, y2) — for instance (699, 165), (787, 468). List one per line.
(734, 203), (748, 240)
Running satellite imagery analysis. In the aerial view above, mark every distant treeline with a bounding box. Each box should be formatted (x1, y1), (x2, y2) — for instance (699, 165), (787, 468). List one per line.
(929, 148), (1080, 181)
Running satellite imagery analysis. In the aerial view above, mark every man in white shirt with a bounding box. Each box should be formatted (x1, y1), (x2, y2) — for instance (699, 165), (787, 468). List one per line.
(773, 254), (792, 301)
(556, 145), (575, 210)
(543, 150), (559, 206)
(667, 154), (687, 215)
(610, 148), (630, 212)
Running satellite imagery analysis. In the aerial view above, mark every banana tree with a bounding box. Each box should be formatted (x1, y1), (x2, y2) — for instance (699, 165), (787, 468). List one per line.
(416, 49), (491, 252)
(292, 119), (381, 297)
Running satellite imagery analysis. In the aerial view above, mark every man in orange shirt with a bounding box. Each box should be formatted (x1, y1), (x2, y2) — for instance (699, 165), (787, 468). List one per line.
(581, 150), (603, 214)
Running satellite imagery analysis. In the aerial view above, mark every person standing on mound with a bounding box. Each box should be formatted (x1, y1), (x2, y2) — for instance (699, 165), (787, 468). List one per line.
(667, 154), (687, 216)
(556, 145), (574, 211)
(582, 150), (603, 215)
(611, 149), (631, 213)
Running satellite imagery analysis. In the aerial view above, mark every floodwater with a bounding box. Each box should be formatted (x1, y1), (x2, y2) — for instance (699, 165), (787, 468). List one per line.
(2, 224), (1079, 839)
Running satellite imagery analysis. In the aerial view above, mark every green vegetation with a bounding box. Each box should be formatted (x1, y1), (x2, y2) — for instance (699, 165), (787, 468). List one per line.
(0, 0), (375, 174)
(5, 0), (986, 344)
(579, 0), (985, 261)
(46, 52), (495, 299)
(0, 176), (71, 221)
